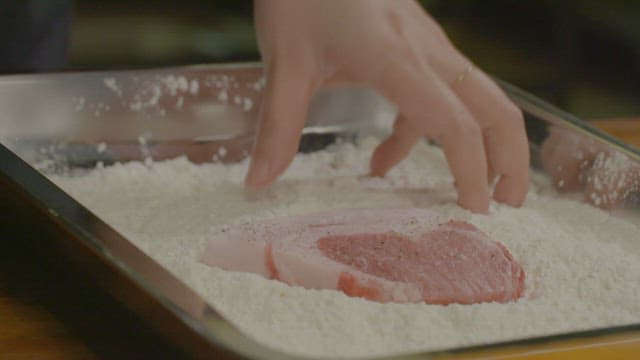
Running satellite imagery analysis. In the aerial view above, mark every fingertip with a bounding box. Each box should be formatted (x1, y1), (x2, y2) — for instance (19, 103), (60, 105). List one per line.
(244, 155), (274, 189)
(457, 188), (491, 214)
(369, 118), (420, 178)
(245, 56), (313, 190)
(493, 173), (529, 207)
(440, 124), (490, 214)
(245, 146), (298, 189)
(369, 166), (387, 178)
(369, 143), (392, 177)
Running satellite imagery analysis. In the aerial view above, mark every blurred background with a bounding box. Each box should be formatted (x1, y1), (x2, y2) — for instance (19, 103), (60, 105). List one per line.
(53, 0), (640, 120)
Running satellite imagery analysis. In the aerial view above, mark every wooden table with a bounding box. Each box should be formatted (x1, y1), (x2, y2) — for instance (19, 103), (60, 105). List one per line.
(590, 119), (640, 147)
(0, 191), (189, 359)
(0, 120), (638, 359)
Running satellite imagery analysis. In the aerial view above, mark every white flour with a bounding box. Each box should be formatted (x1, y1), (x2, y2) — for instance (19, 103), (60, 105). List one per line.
(49, 137), (640, 358)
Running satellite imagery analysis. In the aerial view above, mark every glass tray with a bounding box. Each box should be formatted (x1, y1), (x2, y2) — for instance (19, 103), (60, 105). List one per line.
(0, 63), (638, 359)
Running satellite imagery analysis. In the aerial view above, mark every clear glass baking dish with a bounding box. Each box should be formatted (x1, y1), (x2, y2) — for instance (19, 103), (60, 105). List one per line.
(0, 63), (638, 359)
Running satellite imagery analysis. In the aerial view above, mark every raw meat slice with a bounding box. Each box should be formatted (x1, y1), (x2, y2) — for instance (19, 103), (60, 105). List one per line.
(199, 208), (525, 305)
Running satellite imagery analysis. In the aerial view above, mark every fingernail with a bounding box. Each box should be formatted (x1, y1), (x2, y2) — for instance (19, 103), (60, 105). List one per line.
(493, 176), (528, 207)
(456, 184), (490, 214)
(245, 157), (272, 188)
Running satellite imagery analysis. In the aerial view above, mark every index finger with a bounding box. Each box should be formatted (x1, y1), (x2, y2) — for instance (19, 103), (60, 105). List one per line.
(245, 56), (315, 189)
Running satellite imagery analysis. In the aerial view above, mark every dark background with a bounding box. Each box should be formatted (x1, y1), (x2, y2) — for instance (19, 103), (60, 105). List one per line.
(69, 0), (640, 120)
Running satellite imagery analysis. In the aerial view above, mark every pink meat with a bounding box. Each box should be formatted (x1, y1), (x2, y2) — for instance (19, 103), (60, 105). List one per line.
(199, 208), (525, 305)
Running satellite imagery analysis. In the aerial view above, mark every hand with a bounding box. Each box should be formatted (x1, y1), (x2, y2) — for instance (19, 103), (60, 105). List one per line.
(247, 0), (529, 213)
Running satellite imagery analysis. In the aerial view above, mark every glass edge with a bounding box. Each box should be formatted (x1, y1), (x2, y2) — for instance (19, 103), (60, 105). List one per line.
(496, 78), (640, 161)
(0, 62), (264, 82)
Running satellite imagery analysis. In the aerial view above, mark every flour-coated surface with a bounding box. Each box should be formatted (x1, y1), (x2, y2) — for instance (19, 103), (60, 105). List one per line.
(49, 137), (640, 358)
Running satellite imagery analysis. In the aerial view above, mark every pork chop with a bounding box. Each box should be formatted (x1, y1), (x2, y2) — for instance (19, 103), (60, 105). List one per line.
(199, 208), (525, 304)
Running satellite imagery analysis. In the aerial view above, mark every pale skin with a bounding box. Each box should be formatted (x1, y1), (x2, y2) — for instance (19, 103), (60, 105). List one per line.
(246, 0), (530, 213)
